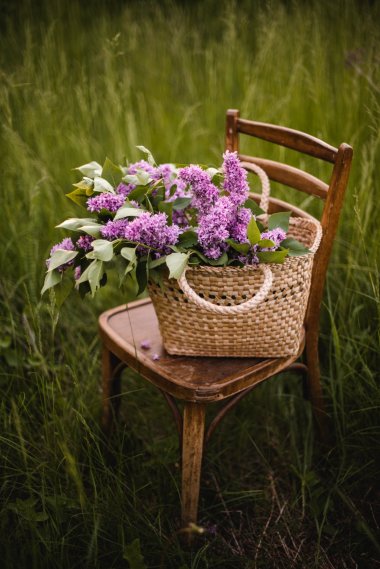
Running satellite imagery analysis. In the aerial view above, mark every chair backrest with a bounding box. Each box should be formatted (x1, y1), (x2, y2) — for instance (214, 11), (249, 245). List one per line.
(225, 108), (353, 333)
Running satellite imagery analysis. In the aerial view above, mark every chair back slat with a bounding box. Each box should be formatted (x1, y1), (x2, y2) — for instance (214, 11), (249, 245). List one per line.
(239, 156), (329, 199)
(237, 119), (337, 163)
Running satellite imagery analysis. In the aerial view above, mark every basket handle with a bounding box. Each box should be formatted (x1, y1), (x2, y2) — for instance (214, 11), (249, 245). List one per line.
(178, 265), (273, 315)
(240, 161), (271, 214)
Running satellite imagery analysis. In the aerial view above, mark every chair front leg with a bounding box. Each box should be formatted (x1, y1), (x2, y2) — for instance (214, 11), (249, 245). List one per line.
(101, 346), (124, 435)
(181, 401), (206, 528)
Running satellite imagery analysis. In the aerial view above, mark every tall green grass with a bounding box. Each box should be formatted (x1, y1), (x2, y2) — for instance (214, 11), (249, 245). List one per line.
(0, 0), (379, 567)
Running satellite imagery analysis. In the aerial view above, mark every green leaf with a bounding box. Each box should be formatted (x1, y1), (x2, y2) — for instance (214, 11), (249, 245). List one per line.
(114, 207), (144, 221)
(76, 259), (104, 296)
(166, 252), (189, 279)
(121, 247), (137, 263)
(258, 238), (276, 248)
(127, 185), (149, 203)
(135, 170), (151, 186)
(52, 274), (74, 307)
(87, 239), (114, 262)
(66, 188), (90, 208)
(244, 198), (265, 216)
(123, 174), (140, 184)
(188, 255), (201, 265)
(148, 255), (167, 269)
(93, 176), (114, 193)
(149, 268), (164, 287)
(123, 538), (147, 569)
(75, 161), (102, 177)
(136, 261), (148, 294)
(150, 186), (165, 206)
(56, 218), (99, 231)
(172, 196), (192, 210)
(72, 178), (94, 193)
(47, 249), (78, 272)
(247, 217), (261, 245)
(281, 238), (310, 256)
(78, 223), (102, 237)
(158, 201), (173, 224)
(41, 270), (61, 295)
(257, 249), (289, 263)
(268, 211), (291, 232)
(208, 251), (228, 266)
(101, 157), (123, 187)
(178, 230), (198, 248)
(226, 239), (250, 254)
(189, 250), (228, 266)
(136, 145), (156, 166)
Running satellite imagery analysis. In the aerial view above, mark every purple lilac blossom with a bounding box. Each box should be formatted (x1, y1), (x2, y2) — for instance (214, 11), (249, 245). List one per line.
(100, 219), (129, 240)
(222, 151), (249, 206)
(172, 210), (189, 227)
(123, 212), (180, 254)
(140, 339), (151, 350)
(237, 250), (259, 265)
(152, 353), (160, 361)
(128, 160), (156, 176)
(74, 266), (82, 280)
(87, 193), (125, 213)
(229, 207), (251, 243)
(179, 165), (219, 216)
(156, 164), (175, 191)
(46, 238), (75, 271)
(197, 197), (234, 259)
(116, 182), (135, 197)
(260, 227), (286, 250)
(76, 235), (94, 251)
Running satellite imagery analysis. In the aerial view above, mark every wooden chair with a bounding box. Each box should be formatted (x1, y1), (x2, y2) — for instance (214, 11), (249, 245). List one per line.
(99, 109), (353, 529)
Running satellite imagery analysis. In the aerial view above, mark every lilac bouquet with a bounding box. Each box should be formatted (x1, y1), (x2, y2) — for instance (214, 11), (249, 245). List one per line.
(42, 147), (308, 302)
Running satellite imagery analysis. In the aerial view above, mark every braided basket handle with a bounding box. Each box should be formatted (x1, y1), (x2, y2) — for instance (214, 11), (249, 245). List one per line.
(178, 265), (273, 315)
(240, 161), (271, 214)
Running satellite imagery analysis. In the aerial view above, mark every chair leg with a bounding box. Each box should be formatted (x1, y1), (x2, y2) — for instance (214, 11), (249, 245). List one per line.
(181, 402), (206, 529)
(101, 346), (123, 435)
(305, 330), (329, 443)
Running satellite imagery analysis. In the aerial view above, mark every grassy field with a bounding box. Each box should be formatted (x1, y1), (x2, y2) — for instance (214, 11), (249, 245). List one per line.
(0, 0), (379, 567)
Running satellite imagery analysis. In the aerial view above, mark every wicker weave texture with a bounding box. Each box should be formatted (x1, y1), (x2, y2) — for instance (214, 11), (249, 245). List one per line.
(148, 217), (320, 357)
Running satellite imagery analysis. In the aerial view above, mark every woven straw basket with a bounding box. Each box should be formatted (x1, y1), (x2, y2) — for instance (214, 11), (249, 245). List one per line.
(148, 164), (322, 358)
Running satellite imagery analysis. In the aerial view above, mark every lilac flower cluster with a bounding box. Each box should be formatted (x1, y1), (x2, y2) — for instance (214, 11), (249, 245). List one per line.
(128, 160), (156, 176)
(229, 207), (251, 243)
(100, 219), (129, 240)
(116, 182), (134, 197)
(87, 193), (125, 213)
(124, 212), (180, 254)
(46, 238), (75, 271)
(198, 197), (233, 259)
(194, 153), (252, 258)
(222, 150), (250, 206)
(179, 166), (219, 216)
(260, 228), (286, 250)
(237, 249), (259, 266)
(76, 235), (94, 251)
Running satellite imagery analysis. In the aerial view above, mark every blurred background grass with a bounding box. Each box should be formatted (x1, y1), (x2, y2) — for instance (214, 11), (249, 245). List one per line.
(0, 0), (379, 567)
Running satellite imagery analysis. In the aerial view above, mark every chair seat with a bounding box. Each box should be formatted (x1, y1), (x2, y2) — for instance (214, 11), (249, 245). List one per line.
(99, 298), (305, 402)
